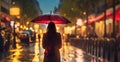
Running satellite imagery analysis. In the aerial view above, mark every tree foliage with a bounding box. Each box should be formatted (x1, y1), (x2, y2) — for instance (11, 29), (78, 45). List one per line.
(59, 0), (101, 24)
(13, 0), (41, 22)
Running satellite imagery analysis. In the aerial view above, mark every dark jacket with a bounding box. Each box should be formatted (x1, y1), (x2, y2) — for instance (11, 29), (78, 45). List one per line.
(42, 32), (62, 62)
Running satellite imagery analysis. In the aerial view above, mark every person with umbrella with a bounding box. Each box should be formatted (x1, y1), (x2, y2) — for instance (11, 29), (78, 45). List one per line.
(31, 14), (70, 62)
(42, 22), (62, 62)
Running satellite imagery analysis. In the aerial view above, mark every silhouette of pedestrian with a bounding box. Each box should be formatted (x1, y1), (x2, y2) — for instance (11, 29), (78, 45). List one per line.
(0, 33), (4, 53)
(38, 34), (41, 42)
(31, 33), (36, 42)
(4, 31), (11, 52)
(42, 22), (62, 62)
(4, 27), (12, 51)
(0, 27), (5, 53)
(25, 34), (30, 46)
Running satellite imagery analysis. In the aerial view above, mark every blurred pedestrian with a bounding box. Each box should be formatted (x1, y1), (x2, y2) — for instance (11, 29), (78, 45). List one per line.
(31, 33), (36, 42)
(38, 34), (41, 42)
(25, 34), (30, 46)
(42, 22), (62, 62)
(0, 27), (5, 52)
(4, 27), (12, 51)
(0, 33), (4, 52)
(4, 31), (11, 52)
(116, 33), (120, 50)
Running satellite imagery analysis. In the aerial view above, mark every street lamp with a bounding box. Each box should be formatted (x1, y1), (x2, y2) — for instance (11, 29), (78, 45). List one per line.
(76, 18), (83, 26)
(75, 18), (83, 35)
(10, 3), (20, 48)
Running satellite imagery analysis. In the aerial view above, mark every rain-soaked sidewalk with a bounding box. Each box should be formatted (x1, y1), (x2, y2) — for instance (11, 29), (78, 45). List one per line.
(0, 39), (92, 62)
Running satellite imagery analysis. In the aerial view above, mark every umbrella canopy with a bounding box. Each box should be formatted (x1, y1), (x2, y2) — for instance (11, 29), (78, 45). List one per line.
(31, 14), (71, 24)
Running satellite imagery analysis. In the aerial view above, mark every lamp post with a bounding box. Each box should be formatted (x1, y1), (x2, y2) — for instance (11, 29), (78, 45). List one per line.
(10, 3), (20, 48)
(112, 0), (118, 62)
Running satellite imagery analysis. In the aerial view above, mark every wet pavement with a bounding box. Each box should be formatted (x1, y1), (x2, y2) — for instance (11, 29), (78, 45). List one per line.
(0, 39), (93, 62)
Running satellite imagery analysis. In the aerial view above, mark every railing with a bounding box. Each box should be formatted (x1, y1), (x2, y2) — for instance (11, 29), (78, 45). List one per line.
(69, 37), (119, 62)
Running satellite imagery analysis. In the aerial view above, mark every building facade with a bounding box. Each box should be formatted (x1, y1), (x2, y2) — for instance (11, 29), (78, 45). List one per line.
(0, 0), (11, 27)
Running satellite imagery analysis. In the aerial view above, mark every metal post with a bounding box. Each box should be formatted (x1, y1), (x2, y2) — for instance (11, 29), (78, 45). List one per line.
(12, 20), (16, 48)
(75, 23), (77, 35)
(112, 0), (118, 61)
(104, 0), (107, 37)
(112, 0), (116, 38)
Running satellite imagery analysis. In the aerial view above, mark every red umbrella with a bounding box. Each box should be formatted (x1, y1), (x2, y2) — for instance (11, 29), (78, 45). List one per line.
(31, 14), (71, 24)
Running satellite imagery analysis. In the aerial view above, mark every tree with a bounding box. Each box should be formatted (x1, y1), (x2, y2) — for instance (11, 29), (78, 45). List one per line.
(59, 0), (101, 24)
(13, 0), (41, 22)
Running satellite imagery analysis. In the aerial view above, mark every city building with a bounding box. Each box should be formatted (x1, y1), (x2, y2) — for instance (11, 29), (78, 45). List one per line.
(0, 0), (11, 27)
(87, 0), (120, 37)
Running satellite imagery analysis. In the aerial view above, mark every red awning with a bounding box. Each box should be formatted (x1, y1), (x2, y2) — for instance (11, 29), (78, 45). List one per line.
(110, 8), (120, 21)
(88, 7), (120, 24)
(0, 14), (11, 22)
(88, 11), (112, 24)
(5, 17), (11, 21)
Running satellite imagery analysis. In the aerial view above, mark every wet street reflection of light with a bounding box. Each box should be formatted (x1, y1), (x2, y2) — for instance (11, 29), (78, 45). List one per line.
(61, 41), (91, 62)
(74, 47), (84, 62)
(0, 38), (92, 62)
(32, 42), (43, 62)
(11, 44), (23, 62)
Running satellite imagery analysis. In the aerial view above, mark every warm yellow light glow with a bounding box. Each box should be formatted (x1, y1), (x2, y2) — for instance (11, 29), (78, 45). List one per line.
(16, 22), (20, 27)
(12, 2), (15, 5)
(32, 29), (34, 32)
(10, 7), (20, 16)
(20, 25), (23, 28)
(17, 16), (20, 19)
(76, 18), (83, 26)
(15, 24), (17, 28)
(81, 26), (86, 31)
(34, 24), (39, 30)
(95, 21), (104, 37)
(26, 21), (29, 25)
(83, 11), (86, 15)
(64, 26), (75, 34)
(32, 42), (43, 62)
(30, 27), (33, 30)
(35, 30), (38, 32)
(71, 8), (74, 11)
(56, 26), (59, 32)
(76, 35), (79, 38)
(11, 44), (23, 62)
(26, 27), (28, 30)
(23, 26), (26, 30)
(64, 13), (66, 17)
(39, 29), (42, 33)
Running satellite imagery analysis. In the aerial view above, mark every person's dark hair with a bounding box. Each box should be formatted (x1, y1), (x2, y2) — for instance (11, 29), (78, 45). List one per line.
(47, 22), (56, 34)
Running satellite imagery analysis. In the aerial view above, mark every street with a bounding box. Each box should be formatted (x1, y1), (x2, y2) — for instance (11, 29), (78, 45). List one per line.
(0, 38), (93, 62)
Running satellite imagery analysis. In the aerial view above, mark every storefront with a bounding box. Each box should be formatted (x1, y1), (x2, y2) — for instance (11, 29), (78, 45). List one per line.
(88, 5), (120, 38)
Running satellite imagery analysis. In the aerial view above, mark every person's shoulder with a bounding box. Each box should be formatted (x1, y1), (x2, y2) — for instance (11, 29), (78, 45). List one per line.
(56, 32), (60, 34)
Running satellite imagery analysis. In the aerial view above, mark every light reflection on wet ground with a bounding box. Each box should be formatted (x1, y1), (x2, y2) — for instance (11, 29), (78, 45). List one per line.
(0, 40), (91, 62)
(61, 42), (91, 62)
